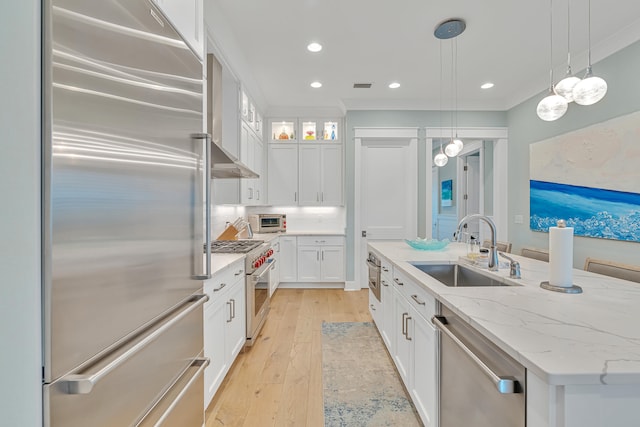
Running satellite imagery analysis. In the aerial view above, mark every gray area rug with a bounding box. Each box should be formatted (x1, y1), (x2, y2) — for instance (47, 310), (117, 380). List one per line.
(322, 322), (421, 427)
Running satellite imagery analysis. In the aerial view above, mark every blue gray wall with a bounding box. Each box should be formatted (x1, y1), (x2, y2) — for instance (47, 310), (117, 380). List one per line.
(507, 39), (640, 268)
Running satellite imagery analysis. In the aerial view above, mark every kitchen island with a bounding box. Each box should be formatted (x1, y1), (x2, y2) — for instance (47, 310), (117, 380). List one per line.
(368, 241), (640, 427)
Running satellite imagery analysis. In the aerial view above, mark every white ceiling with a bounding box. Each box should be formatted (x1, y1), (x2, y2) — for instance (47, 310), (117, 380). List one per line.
(204, 0), (640, 114)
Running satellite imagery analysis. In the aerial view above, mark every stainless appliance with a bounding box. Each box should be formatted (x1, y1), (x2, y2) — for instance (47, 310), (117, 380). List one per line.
(433, 306), (526, 427)
(248, 214), (287, 233)
(245, 243), (275, 345)
(208, 239), (264, 254)
(42, 1), (210, 425)
(367, 251), (381, 302)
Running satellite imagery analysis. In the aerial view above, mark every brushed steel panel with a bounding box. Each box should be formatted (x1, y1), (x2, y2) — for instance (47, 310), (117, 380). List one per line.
(43, 0), (204, 381)
(44, 298), (203, 427)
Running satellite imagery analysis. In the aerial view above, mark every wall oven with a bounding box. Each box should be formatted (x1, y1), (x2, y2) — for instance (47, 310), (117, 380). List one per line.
(245, 243), (275, 346)
(367, 252), (381, 302)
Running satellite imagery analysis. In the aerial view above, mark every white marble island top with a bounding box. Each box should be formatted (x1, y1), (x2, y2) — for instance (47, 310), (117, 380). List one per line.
(369, 241), (640, 386)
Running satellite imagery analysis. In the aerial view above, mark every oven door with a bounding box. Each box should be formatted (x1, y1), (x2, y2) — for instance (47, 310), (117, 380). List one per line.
(246, 260), (274, 345)
(367, 258), (381, 302)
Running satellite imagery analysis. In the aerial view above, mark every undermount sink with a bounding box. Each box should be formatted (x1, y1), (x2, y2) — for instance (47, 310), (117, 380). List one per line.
(409, 262), (518, 287)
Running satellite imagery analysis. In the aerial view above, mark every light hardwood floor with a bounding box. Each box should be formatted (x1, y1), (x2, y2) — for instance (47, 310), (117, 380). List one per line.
(205, 288), (372, 427)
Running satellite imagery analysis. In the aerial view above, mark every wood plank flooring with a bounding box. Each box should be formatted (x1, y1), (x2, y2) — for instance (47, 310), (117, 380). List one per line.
(205, 288), (372, 427)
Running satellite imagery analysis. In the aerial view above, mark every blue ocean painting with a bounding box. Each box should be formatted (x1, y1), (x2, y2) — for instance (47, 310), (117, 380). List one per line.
(530, 180), (640, 242)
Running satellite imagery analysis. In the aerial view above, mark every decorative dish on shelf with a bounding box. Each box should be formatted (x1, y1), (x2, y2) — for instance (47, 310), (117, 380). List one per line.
(405, 238), (450, 250)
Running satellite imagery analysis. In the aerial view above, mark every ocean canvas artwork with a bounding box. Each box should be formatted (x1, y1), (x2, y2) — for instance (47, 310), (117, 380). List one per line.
(529, 110), (640, 242)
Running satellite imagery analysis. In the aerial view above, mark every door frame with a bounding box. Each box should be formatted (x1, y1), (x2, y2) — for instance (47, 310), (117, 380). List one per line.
(353, 127), (419, 290)
(426, 127), (509, 243)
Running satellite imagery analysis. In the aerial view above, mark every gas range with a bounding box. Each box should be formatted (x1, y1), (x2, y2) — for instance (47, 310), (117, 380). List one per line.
(206, 239), (264, 254)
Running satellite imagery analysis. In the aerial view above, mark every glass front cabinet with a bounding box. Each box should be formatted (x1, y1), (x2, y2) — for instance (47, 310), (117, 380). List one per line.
(269, 119), (298, 142)
(300, 119), (340, 142)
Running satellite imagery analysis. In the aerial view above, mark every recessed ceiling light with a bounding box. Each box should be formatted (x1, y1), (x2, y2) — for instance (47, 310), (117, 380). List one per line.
(307, 42), (322, 53)
(310, 81), (322, 88)
(388, 82), (401, 89)
(481, 82), (495, 89)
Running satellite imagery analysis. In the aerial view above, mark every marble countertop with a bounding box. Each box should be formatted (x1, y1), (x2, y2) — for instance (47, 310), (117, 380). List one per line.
(368, 241), (640, 386)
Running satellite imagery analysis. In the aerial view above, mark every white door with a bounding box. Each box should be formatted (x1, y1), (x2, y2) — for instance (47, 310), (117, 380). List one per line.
(461, 154), (481, 239)
(357, 131), (417, 289)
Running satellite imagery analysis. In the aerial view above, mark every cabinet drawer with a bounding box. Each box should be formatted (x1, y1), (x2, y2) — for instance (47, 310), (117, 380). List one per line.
(297, 235), (344, 246)
(204, 259), (244, 305)
(381, 257), (393, 280)
(392, 268), (436, 321)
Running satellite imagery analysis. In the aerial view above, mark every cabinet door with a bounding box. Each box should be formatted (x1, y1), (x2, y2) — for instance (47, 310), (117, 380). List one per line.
(369, 289), (382, 327)
(203, 299), (227, 407)
(279, 236), (297, 282)
(239, 122), (252, 169)
(297, 246), (321, 281)
(320, 145), (343, 205)
(321, 246), (344, 281)
(380, 276), (394, 351)
(267, 144), (298, 205)
(226, 280), (246, 362)
(298, 145), (321, 206)
(153, 0), (203, 59)
(394, 289), (412, 387)
(253, 138), (264, 203)
(411, 311), (437, 427)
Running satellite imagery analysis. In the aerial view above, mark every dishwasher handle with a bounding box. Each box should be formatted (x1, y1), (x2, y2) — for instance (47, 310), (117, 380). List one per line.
(432, 315), (518, 394)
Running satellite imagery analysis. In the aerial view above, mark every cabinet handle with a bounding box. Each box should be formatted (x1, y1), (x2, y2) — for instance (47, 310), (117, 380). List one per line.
(381, 279), (389, 287)
(401, 312), (408, 336)
(321, 192), (324, 202)
(230, 298), (236, 319)
(411, 294), (426, 306)
(394, 278), (404, 286)
(256, 190), (260, 200)
(234, 269), (244, 276)
(405, 316), (412, 341)
(213, 283), (226, 292)
(322, 250), (324, 261)
(370, 304), (376, 311)
(317, 251), (320, 261)
(317, 192), (319, 202)
(382, 266), (389, 272)
(294, 191), (297, 202)
(226, 301), (233, 323)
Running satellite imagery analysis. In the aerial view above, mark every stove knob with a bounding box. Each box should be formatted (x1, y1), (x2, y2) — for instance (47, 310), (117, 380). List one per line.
(268, 249), (274, 257)
(261, 256), (267, 264)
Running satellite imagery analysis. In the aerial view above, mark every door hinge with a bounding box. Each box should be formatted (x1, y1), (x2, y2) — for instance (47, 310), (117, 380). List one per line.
(362, 230), (367, 237)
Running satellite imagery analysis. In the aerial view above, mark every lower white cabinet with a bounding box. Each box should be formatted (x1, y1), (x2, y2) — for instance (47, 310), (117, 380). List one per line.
(369, 254), (437, 427)
(203, 259), (246, 408)
(278, 236), (298, 282)
(296, 236), (344, 282)
(269, 239), (281, 296)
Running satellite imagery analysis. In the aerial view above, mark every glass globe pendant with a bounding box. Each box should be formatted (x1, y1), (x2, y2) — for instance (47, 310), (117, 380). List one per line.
(434, 142), (448, 167)
(572, 0), (607, 106)
(572, 66), (607, 105)
(537, 87), (568, 121)
(444, 137), (463, 157)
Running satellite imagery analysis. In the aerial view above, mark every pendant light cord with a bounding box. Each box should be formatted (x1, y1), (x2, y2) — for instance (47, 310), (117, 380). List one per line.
(587, 0), (592, 67)
(548, 0), (554, 88)
(566, 0), (572, 70)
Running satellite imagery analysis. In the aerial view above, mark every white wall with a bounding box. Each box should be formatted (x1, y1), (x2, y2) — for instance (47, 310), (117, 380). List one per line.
(0, 1), (43, 425)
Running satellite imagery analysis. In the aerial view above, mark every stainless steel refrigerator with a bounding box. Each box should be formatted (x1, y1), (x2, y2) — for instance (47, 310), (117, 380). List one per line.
(42, 1), (211, 425)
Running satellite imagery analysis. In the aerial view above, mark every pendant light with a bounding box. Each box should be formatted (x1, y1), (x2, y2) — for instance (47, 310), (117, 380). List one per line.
(572, 0), (607, 105)
(537, 0), (568, 121)
(555, 0), (581, 102)
(434, 141), (449, 167)
(445, 37), (464, 157)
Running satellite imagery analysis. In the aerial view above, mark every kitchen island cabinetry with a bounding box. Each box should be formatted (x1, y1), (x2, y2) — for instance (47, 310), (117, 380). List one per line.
(203, 258), (245, 407)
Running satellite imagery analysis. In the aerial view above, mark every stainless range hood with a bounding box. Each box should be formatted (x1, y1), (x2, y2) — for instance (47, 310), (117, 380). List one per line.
(207, 53), (258, 179)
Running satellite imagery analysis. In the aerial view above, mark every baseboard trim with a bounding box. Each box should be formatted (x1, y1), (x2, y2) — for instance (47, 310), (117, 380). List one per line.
(277, 282), (344, 289)
(344, 280), (362, 291)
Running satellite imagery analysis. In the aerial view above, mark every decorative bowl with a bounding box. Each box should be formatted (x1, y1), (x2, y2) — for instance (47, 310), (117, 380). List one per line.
(405, 238), (450, 251)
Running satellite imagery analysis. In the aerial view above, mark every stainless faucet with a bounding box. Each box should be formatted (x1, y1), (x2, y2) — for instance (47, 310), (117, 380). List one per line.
(456, 214), (499, 271)
(499, 252), (521, 279)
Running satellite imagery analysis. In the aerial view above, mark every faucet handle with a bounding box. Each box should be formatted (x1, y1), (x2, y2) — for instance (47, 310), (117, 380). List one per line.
(499, 252), (521, 279)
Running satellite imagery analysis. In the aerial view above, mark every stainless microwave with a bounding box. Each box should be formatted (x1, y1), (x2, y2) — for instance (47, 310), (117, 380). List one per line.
(248, 214), (286, 233)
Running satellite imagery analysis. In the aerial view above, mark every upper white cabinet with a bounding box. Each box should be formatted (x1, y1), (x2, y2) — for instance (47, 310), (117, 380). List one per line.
(153, 0), (204, 59)
(267, 144), (298, 205)
(266, 117), (343, 206)
(298, 144), (343, 206)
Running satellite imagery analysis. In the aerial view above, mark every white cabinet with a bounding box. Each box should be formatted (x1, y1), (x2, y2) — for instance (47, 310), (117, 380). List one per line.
(269, 239), (281, 296)
(267, 144), (298, 205)
(369, 288), (382, 327)
(296, 236), (345, 282)
(298, 144), (343, 206)
(369, 253), (437, 427)
(152, 0), (204, 59)
(203, 259), (246, 407)
(278, 236), (298, 282)
(238, 124), (265, 205)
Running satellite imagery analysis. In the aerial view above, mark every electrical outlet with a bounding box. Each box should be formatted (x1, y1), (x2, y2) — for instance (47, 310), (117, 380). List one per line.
(514, 215), (524, 224)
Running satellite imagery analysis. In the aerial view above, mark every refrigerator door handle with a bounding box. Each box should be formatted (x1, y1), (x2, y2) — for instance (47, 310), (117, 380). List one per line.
(60, 294), (209, 395)
(193, 133), (212, 280)
(138, 357), (210, 427)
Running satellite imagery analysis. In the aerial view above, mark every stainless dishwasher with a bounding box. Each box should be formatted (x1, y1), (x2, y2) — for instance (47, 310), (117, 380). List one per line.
(433, 306), (525, 427)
